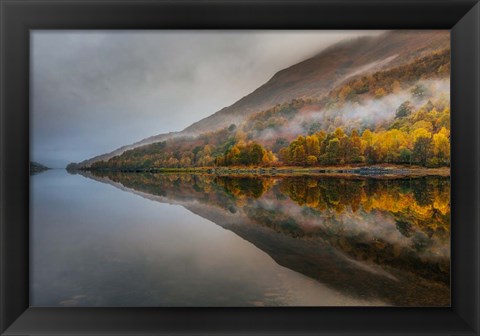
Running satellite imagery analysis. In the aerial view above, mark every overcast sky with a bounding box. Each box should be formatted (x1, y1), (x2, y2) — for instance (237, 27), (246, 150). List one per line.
(31, 30), (382, 168)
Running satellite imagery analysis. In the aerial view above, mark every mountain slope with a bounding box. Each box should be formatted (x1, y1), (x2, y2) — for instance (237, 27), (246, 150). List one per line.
(71, 30), (449, 169)
(184, 30), (449, 134)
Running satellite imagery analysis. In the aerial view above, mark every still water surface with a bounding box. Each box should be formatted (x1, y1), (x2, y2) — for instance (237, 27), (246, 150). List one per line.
(30, 169), (450, 307)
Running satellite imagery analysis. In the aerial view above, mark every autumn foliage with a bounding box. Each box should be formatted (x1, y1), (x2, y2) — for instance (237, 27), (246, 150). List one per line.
(89, 49), (450, 171)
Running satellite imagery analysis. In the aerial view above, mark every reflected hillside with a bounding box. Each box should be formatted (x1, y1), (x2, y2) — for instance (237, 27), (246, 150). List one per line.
(81, 171), (450, 306)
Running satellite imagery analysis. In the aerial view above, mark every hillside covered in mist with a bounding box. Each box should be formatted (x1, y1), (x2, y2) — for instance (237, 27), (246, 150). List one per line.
(69, 30), (450, 171)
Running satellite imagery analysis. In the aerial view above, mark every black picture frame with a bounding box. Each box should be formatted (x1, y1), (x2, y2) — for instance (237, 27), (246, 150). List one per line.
(1, 0), (479, 335)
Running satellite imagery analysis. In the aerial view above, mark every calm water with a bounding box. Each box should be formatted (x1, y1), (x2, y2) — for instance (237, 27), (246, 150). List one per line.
(30, 169), (450, 307)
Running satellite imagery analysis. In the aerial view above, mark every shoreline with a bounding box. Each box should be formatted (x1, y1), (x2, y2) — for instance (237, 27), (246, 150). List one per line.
(72, 164), (450, 179)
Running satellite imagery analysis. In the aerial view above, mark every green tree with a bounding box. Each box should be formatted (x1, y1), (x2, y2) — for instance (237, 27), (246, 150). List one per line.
(395, 101), (414, 119)
(413, 136), (432, 166)
(322, 138), (340, 165)
(411, 84), (427, 100)
(399, 147), (412, 164)
(293, 146), (307, 166)
(249, 143), (265, 165)
(339, 136), (353, 164)
(364, 145), (378, 164)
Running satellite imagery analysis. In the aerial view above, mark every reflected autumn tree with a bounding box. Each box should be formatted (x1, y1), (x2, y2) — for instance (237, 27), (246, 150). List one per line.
(88, 171), (450, 295)
(91, 171), (449, 242)
(277, 177), (450, 240)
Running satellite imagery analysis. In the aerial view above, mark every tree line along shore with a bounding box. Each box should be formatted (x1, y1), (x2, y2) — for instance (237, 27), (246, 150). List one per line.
(70, 164), (449, 179)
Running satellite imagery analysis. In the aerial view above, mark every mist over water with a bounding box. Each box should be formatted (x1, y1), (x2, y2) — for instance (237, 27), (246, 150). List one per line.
(31, 170), (450, 307)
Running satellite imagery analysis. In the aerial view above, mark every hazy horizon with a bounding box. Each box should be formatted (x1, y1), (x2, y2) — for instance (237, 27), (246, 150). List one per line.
(31, 30), (383, 168)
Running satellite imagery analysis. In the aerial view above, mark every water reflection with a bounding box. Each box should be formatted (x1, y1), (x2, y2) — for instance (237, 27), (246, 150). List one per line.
(82, 171), (450, 306)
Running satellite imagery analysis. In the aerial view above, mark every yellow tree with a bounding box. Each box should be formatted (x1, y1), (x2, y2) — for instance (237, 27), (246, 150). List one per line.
(362, 129), (374, 145)
(334, 127), (345, 139)
(306, 135), (320, 158)
(279, 147), (291, 164)
(235, 129), (248, 143)
(262, 150), (277, 166)
(412, 127), (432, 142)
(381, 129), (408, 163)
(374, 88), (387, 99)
(306, 155), (318, 166)
(314, 130), (327, 145)
(412, 120), (434, 132)
(227, 145), (241, 165)
(203, 144), (213, 156)
(362, 129), (376, 164)
(338, 85), (353, 102)
(432, 127), (450, 165)
(350, 129), (363, 162)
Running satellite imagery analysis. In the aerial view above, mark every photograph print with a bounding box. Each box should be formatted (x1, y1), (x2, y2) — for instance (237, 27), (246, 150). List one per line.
(30, 30), (450, 307)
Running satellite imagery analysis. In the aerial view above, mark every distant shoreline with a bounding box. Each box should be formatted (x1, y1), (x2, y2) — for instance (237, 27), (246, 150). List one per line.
(30, 161), (51, 175)
(70, 164), (450, 178)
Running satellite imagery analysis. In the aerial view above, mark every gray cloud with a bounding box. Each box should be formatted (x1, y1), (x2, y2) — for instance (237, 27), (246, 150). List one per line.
(31, 30), (382, 168)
